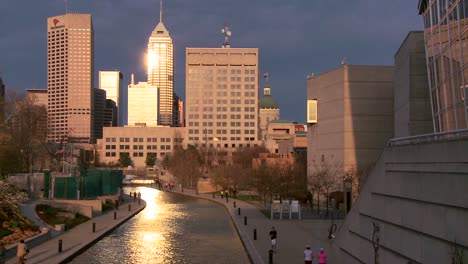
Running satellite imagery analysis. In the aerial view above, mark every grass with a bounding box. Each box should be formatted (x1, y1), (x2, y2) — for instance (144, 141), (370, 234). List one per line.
(35, 204), (90, 230)
(235, 194), (261, 202)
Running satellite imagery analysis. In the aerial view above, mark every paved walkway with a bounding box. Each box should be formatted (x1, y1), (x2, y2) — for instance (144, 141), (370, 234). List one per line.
(165, 187), (342, 264)
(5, 196), (145, 264)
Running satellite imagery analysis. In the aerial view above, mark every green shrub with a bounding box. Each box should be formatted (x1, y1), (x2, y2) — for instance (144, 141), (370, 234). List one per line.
(0, 227), (12, 238)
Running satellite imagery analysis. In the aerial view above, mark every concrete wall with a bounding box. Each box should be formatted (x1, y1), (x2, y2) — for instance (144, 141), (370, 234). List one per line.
(42, 198), (104, 218)
(334, 138), (468, 264)
(394, 31), (433, 138)
(307, 65), (394, 184)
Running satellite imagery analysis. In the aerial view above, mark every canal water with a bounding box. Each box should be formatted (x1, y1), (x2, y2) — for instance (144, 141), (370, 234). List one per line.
(69, 187), (251, 264)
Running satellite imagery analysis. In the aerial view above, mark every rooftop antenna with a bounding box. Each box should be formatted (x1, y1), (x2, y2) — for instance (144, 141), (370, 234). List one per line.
(221, 22), (232, 48)
(160, 0), (163, 23)
(65, 0), (68, 14)
(341, 57), (348, 65)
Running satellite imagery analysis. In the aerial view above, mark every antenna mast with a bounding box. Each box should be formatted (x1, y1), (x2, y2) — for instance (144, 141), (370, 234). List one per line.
(65, 0), (68, 14)
(221, 22), (232, 48)
(160, 0), (163, 22)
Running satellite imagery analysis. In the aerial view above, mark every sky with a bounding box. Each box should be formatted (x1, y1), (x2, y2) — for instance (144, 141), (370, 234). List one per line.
(0, 0), (423, 123)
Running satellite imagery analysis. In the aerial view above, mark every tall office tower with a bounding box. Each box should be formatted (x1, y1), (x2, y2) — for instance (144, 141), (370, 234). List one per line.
(418, 0), (468, 132)
(173, 93), (184, 127)
(99, 71), (123, 126)
(0, 77), (5, 125)
(93, 89), (107, 139)
(186, 48), (259, 150)
(47, 14), (94, 143)
(26, 89), (48, 107)
(105, 99), (118, 127)
(258, 81), (280, 141)
(128, 75), (159, 127)
(147, 0), (174, 126)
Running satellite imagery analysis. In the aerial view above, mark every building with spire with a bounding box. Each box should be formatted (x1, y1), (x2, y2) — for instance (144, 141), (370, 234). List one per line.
(147, 0), (174, 126)
(258, 79), (280, 141)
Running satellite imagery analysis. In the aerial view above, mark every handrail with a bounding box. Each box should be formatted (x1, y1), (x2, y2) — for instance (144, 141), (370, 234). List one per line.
(387, 128), (468, 146)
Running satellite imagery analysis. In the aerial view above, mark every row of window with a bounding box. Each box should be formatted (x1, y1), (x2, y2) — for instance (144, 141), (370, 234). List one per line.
(188, 129), (256, 135)
(105, 137), (172, 143)
(187, 121), (256, 127)
(104, 152), (167, 157)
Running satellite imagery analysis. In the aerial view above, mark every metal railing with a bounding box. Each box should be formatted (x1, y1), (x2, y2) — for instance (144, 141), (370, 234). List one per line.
(387, 128), (468, 147)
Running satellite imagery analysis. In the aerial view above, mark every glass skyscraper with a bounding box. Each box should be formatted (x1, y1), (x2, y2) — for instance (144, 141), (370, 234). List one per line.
(419, 0), (468, 132)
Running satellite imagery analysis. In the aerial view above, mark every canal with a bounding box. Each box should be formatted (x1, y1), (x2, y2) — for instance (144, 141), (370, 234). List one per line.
(69, 186), (251, 264)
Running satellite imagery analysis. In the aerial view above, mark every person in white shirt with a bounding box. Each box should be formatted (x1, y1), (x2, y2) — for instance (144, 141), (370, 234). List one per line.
(304, 245), (313, 264)
(16, 240), (28, 264)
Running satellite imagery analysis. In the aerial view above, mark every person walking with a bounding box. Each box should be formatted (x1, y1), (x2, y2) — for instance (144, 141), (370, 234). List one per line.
(318, 248), (327, 264)
(304, 245), (313, 264)
(16, 240), (28, 264)
(269, 226), (278, 252)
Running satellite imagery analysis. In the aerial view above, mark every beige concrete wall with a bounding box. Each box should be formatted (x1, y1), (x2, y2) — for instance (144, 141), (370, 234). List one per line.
(394, 31), (433, 138)
(334, 138), (468, 263)
(41, 199), (100, 218)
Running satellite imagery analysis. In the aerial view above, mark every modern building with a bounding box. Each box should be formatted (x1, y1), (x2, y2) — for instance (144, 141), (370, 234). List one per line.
(173, 93), (184, 127)
(394, 31), (433, 138)
(105, 99), (118, 127)
(185, 47), (260, 151)
(47, 14), (94, 143)
(0, 77), (5, 125)
(277, 125), (307, 156)
(26, 89), (48, 107)
(418, 0), (468, 132)
(258, 81), (280, 142)
(147, 1), (174, 126)
(93, 89), (107, 140)
(306, 64), (394, 184)
(97, 126), (185, 167)
(127, 75), (159, 127)
(99, 71), (123, 126)
(264, 120), (302, 154)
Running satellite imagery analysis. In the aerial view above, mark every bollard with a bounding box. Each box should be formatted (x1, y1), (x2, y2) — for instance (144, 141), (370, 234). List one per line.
(254, 228), (257, 240)
(182, 187), (184, 192)
(58, 239), (63, 253)
(196, 189), (198, 195)
(226, 195), (229, 203)
(212, 192), (215, 198)
(244, 216), (247, 225)
(92, 222), (96, 233)
(114, 211), (117, 220)
(269, 249), (274, 264)
(234, 201), (236, 208)
(128, 204), (131, 211)
(138, 199), (140, 205)
(238, 207), (241, 215)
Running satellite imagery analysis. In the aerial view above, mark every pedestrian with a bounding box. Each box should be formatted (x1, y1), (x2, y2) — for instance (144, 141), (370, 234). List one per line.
(304, 245), (313, 264)
(221, 190), (224, 199)
(133, 192), (137, 201)
(269, 226), (277, 251)
(16, 240), (28, 264)
(318, 248), (327, 264)
(0, 243), (6, 264)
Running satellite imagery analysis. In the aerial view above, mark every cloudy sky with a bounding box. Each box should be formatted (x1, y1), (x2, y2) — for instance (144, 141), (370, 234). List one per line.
(0, 0), (422, 123)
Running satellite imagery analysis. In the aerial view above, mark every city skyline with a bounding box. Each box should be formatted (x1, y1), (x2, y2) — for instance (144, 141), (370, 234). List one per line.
(0, 1), (422, 123)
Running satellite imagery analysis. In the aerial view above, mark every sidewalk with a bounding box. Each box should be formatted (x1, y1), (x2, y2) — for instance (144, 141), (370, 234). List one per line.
(5, 196), (146, 264)
(166, 187), (342, 264)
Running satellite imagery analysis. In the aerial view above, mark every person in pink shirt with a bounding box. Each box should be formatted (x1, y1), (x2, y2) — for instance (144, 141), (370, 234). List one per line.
(318, 248), (327, 264)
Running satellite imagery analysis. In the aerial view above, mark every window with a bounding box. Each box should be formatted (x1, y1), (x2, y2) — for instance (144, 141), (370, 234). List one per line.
(307, 99), (318, 123)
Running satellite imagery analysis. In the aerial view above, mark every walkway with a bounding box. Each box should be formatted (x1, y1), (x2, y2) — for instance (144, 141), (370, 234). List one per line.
(5, 196), (145, 264)
(165, 187), (342, 264)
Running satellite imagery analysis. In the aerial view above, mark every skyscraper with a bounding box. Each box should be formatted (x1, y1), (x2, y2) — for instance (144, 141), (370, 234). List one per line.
(128, 75), (159, 127)
(147, 0), (174, 126)
(185, 47), (259, 150)
(47, 14), (94, 143)
(418, 0), (468, 132)
(99, 71), (123, 126)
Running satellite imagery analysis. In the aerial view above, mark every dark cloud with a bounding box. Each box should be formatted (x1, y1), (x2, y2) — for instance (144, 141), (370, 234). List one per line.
(0, 0), (422, 122)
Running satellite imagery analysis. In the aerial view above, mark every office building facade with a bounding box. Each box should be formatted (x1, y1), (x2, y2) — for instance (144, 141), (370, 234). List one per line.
(418, 0), (468, 132)
(99, 71), (123, 126)
(128, 79), (159, 127)
(47, 14), (94, 143)
(185, 48), (259, 150)
(147, 7), (174, 126)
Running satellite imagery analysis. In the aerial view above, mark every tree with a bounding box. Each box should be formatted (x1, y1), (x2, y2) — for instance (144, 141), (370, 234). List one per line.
(118, 152), (132, 168)
(0, 180), (27, 211)
(145, 153), (156, 167)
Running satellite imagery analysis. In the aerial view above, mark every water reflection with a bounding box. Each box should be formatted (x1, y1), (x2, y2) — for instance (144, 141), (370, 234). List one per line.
(69, 187), (250, 264)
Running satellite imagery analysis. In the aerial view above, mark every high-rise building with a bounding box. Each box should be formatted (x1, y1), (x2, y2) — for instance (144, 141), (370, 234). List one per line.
(47, 14), (94, 143)
(173, 93), (184, 127)
(185, 48), (259, 150)
(128, 75), (159, 127)
(418, 0), (468, 132)
(93, 89), (107, 139)
(105, 99), (118, 127)
(147, 0), (174, 126)
(0, 77), (5, 125)
(99, 71), (123, 126)
(258, 81), (280, 141)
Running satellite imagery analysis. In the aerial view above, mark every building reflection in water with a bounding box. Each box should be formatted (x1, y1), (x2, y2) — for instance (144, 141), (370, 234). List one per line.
(69, 186), (250, 264)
